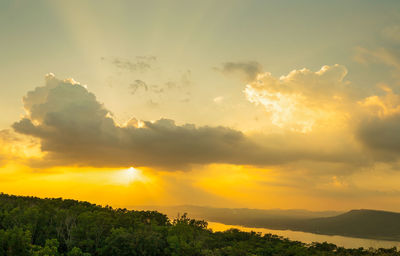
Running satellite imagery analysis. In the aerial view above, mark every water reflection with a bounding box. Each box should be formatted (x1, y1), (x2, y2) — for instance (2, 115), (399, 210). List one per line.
(208, 222), (400, 249)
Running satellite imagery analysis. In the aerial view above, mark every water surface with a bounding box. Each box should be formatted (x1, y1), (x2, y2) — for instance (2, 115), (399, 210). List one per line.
(208, 222), (400, 249)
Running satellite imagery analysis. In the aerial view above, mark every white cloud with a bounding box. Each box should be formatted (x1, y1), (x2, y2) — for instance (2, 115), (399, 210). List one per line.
(244, 65), (349, 132)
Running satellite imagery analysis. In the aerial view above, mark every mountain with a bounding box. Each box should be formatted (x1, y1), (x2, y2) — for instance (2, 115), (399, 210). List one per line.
(134, 205), (400, 241)
(294, 209), (400, 241)
(134, 204), (340, 219)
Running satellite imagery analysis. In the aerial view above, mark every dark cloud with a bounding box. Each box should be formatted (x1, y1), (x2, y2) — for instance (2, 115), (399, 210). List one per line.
(127, 70), (192, 107)
(355, 85), (400, 161)
(129, 80), (148, 94)
(129, 80), (165, 95)
(217, 61), (263, 82)
(357, 114), (400, 158)
(13, 74), (362, 170)
(101, 56), (156, 72)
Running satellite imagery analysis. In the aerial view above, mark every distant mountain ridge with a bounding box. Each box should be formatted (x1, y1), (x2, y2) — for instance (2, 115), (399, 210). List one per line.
(134, 205), (400, 241)
(135, 205), (341, 219)
(293, 209), (400, 241)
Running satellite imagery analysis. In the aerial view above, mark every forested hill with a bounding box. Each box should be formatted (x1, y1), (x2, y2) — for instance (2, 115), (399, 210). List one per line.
(0, 194), (400, 256)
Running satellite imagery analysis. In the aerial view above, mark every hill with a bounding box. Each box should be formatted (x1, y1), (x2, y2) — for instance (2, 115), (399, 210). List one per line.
(295, 209), (400, 241)
(139, 205), (341, 219)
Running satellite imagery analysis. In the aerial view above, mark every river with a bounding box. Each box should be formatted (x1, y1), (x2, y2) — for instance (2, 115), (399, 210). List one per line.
(207, 222), (400, 249)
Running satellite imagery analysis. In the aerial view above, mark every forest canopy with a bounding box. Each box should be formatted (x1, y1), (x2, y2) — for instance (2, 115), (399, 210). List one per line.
(0, 193), (399, 256)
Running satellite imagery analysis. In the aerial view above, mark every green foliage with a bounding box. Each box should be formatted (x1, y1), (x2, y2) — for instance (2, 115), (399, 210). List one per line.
(31, 239), (60, 256)
(0, 193), (399, 256)
(66, 247), (85, 256)
(0, 227), (31, 256)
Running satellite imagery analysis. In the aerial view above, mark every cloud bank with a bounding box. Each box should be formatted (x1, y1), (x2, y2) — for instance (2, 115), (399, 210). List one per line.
(12, 62), (400, 172)
(12, 74), (363, 170)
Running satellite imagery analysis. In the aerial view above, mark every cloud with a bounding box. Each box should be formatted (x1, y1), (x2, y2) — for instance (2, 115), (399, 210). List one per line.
(244, 64), (350, 132)
(129, 80), (169, 96)
(129, 80), (148, 94)
(101, 56), (156, 72)
(217, 61), (263, 82)
(12, 74), (361, 170)
(358, 84), (400, 117)
(125, 70), (192, 109)
(358, 114), (400, 156)
(352, 31), (400, 159)
(354, 47), (400, 71)
(128, 72), (192, 105)
(102, 55), (192, 110)
(357, 86), (400, 158)
(0, 129), (41, 166)
(241, 63), (400, 166)
(9, 74), (262, 169)
(157, 70), (193, 92)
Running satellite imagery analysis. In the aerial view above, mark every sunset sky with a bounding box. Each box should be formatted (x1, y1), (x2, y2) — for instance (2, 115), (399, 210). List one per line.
(1, 0), (400, 211)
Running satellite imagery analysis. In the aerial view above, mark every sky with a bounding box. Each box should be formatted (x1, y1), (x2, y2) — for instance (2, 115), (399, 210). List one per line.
(1, 0), (400, 211)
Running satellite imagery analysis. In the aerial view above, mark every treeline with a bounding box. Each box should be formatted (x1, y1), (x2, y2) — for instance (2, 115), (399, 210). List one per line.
(0, 193), (399, 256)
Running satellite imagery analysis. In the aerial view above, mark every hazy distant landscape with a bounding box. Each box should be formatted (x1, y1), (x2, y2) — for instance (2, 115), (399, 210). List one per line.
(137, 205), (400, 241)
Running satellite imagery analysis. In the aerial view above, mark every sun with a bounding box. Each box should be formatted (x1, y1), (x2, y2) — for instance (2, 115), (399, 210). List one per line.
(113, 167), (149, 185)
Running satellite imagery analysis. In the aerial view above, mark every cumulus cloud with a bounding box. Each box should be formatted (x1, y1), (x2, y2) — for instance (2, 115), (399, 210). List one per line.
(244, 64), (350, 132)
(359, 85), (400, 117)
(217, 61), (263, 82)
(9, 74), (261, 169)
(12, 74), (361, 170)
(241, 63), (400, 165)
(351, 33), (400, 159)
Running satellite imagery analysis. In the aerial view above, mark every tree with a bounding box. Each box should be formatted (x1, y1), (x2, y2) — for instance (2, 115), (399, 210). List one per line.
(32, 239), (59, 256)
(0, 227), (31, 256)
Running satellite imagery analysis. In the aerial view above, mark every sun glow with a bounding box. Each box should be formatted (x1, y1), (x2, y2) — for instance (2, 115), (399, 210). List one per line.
(113, 167), (149, 185)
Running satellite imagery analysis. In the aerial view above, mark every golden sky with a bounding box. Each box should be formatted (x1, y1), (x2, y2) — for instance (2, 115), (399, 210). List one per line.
(1, 0), (400, 211)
